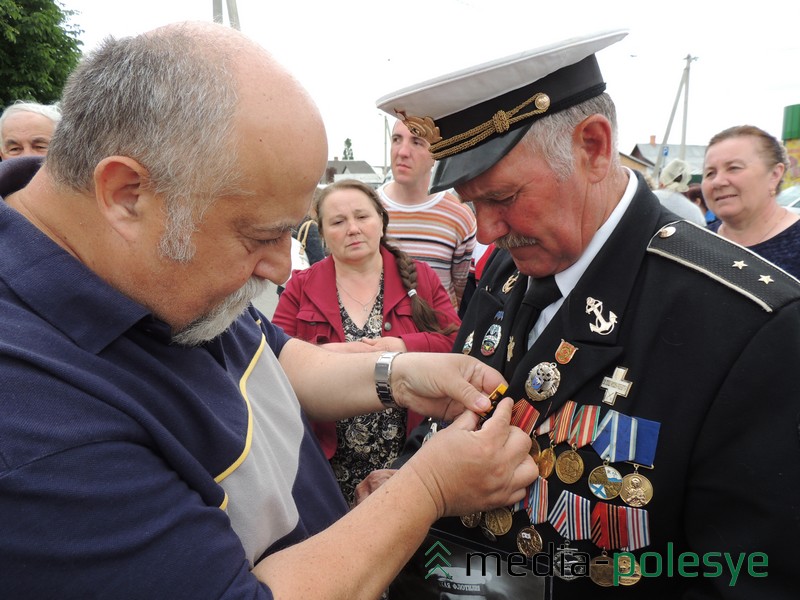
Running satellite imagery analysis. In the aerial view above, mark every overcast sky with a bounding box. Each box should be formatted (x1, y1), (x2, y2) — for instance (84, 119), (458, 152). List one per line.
(60, 0), (800, 170)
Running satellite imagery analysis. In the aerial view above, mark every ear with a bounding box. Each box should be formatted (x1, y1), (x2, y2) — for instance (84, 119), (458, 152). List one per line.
(573, 114), (613, 184)
(769, 161), (786, 194)
(93, 157), (153, 242)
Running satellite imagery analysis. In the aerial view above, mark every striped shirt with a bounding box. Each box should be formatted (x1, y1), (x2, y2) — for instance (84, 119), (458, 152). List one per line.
(378, 183), (477, 308)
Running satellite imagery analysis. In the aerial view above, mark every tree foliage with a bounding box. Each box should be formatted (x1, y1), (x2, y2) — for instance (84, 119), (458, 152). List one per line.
(0, 0), (83, 108)
(342, 138), (354, 160)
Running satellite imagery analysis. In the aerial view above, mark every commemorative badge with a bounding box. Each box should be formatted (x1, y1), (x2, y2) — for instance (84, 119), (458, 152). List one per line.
(461, 331), (474, 355)
(481, 324), (502, 356)
(525, 361), (561, 402)
(554, 339), (578, 364)
(502, 272), (519, 294)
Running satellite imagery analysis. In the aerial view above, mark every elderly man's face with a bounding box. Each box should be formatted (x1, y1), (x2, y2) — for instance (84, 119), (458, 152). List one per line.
(455, 140), (591, 278)
(135, 69), (326, 344)
(0, 112), (56, 159)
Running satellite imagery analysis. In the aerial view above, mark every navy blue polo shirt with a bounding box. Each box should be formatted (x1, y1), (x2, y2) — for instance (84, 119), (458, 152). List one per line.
(0, 159), (347, 599)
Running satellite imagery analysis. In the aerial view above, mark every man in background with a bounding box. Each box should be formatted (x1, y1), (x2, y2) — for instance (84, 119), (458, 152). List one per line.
(378, 119), (477, 309)
(0, 100), (61, 159)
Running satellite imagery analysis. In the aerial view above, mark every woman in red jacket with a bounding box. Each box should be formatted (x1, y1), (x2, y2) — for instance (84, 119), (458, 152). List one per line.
(272, 179), (460, 504)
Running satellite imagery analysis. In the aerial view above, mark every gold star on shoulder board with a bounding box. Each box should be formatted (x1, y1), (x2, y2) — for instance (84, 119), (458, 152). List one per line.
(758, 274), (774, 284)
(733, 260), (747, 269)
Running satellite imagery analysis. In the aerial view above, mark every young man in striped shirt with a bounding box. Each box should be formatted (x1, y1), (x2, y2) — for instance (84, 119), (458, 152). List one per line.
(378, 119), (477, 309)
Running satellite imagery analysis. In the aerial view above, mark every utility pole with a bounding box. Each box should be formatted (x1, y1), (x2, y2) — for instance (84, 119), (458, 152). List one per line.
(213, 0), (240, 30)
(652, 54), (698, 183)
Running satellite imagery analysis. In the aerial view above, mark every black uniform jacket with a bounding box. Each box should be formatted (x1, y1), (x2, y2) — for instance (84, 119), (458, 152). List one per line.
(394, 176), (800, 599)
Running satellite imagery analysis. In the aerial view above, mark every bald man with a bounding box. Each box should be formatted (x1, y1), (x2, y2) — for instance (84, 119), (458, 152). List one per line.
(0, 101), (61, 159)
(0, 22), (536, 599)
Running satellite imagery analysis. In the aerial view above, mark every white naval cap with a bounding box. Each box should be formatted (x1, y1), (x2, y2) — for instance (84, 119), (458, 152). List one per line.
(376, 29), (628, 193)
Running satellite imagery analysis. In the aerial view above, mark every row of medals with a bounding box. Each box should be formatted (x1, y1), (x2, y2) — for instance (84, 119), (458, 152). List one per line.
(459, 440), (653, 586)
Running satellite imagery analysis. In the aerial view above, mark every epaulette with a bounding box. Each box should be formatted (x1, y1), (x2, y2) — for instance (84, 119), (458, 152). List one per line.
(647, 220), (800, 312)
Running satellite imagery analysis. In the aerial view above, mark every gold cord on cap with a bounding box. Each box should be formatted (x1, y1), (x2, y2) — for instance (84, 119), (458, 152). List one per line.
(429, 92), (551, 159)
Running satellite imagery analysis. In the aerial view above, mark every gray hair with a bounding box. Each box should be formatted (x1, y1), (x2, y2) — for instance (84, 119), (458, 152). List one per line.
(1, 100), (61, 125)
(47, 25), (245, 261)
(521, 92), (619, 180)
(0, 100), (62, 149)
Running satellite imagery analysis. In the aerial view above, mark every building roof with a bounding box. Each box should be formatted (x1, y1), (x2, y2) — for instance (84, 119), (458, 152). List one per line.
(630, 143), (706, 177)
(321, 160), (382, 185)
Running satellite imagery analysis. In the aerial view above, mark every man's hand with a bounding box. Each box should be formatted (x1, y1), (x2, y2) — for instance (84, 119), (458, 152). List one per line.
(404, 398), (538, 519)
(389, 353), (504, 420)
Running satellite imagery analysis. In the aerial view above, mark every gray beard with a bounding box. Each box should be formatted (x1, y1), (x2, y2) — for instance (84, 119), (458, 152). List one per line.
(171, 277), (270, 347)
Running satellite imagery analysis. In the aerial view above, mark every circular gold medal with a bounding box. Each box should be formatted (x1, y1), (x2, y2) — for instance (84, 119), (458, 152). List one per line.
(483, 507), (513, 536)
(621, 472), (654, 507)
(536, 446), (556, 479)
(555, 448), (584, 484)
(589, 554), (614, 587)
(516, 526), (543, 557)
(588, 464), (623, 500)
(460, 511), (482, 529)
(615, 555), (642, 586)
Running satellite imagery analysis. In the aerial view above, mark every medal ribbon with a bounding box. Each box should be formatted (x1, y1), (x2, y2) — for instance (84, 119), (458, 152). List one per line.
(552, 400), (577, 445)
(548, 490), (592, 541)
(625, 507), (651, 551)
(510, 400), (541, 436)
(591, 410), (637, 462)
(568, 405), (600, 448)
(535, 413), (556, 437)
(590, 502), (629, 550)
(525, 476), (549, 525)
(631, 416), (661, 467)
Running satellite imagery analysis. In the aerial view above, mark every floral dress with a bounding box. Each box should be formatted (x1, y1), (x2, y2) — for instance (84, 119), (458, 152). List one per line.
(329, 273), (407, 505)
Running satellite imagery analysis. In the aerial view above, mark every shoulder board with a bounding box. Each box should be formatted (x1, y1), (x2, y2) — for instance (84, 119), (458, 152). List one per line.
(647, 220), (800, 312)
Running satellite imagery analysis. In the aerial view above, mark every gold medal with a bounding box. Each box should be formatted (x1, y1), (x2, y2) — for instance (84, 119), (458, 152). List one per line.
(525, 362), (561, 402)
(589, 553), (614, 587)
(621, 471), (654, 507)
(555, 447), (584, 485)
(588, 464), (623, 500)
(615, 554), (642, 586)
(536, 445), (556, 479)
(483, 507), (513, 536)
(460, 511), (482, 528)
(516, 526), (543, 557)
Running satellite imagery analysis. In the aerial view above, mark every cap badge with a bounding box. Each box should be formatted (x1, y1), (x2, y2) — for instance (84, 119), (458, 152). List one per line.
(397, 112), (442, 145)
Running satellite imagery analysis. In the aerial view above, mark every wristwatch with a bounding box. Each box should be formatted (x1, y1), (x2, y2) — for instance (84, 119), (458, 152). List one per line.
(374, 351), (403, 409)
